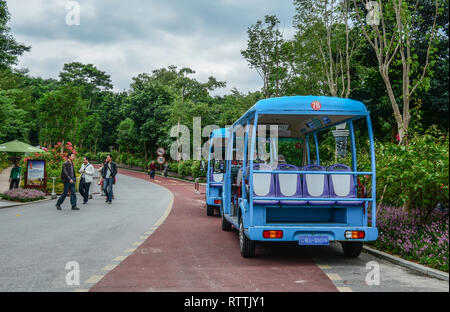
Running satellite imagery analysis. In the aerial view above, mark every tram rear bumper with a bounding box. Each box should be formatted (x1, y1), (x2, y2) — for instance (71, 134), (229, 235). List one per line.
(247, 226), (378, 242)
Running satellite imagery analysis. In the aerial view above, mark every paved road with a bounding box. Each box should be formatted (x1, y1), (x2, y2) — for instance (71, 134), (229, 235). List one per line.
(0, 168), (447, 292)
(0, 170), (172, 292)
(91, 170), (449, 292)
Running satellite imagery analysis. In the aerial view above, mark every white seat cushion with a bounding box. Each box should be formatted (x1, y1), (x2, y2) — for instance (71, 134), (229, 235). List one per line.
(331, 174), (350, 196)
(278, 174), (297, 196)
(305, 174), (325, 196)
(253, 173), (271, 196)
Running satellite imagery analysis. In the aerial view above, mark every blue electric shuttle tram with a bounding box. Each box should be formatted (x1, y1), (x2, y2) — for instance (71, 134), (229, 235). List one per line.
(221, 96), (378, 258)
(206, 128), (229, 216)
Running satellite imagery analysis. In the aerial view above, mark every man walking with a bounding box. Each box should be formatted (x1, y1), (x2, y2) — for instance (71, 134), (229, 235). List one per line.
(101, 154), (117, 205)
(148, 160), (156, 179)
(79, 156), (95, 204)
(9, 161), (22, 190)
(56, 152), (78, 210)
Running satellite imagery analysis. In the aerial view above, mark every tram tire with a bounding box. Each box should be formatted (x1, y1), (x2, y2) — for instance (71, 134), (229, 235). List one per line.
(341, 241), (363, 258)
(239, 219), (255, 258)
(221, 213), (232, 231)
(206, 204), (214, 216)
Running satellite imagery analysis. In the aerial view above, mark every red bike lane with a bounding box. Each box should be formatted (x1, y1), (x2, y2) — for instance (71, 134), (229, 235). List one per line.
(90, 168), (337, 292)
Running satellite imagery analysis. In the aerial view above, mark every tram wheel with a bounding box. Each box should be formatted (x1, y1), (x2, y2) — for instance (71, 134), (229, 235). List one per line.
(341, 241), (363, 258)
(206, 204), (214, 216)
(239, 219), (255, 258)
(221, 212), (232, 231)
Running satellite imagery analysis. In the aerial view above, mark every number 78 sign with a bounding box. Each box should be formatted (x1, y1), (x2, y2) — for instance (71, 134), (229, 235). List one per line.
(311, 101), (321, 110)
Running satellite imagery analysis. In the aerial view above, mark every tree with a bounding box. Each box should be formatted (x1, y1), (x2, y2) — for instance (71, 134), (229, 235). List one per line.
(59, 62), (113, 110)
(126, 78), (173, 162)
(0, 0), (30, 69)
(241, 15), (287, 98)
(293, 0), (360, 98)
(0, 90), (29, 142)
(352, 0), (443, 144)
(38, 86), (87, 147)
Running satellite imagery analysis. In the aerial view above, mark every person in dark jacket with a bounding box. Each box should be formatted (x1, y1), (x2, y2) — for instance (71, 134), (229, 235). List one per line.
(9, 161), (22, 190)
(56, 152), (78, 210)
(101, 154), (117, 205)
(148, 161), (156, 179)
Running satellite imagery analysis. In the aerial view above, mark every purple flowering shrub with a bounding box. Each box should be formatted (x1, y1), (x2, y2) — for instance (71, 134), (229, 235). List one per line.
(371, 205), (449, 272)
(1, 188), (46, 202)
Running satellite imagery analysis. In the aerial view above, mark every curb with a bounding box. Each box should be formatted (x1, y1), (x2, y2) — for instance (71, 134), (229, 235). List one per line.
(363, 245), (449, 281)
(0, 197), (53, 210)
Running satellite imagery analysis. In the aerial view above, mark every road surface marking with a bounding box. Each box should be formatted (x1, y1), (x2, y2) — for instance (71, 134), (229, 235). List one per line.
(113, 255), (127, 261)
(85, 275), (104, 284)
(326, 273), (343, 281)
(153, 192), (174, 227)
(101, 264), (117, 271)
(16, 214), (20, 217)
(124, 248), (136, 253)
(337, 286), (353, 292)
(132, 241), (143, 246)
(144, 231), (153, 235)
(139, 236), (148, 240)
(318, 264), (332, 270)
(73, 289), (89, 292)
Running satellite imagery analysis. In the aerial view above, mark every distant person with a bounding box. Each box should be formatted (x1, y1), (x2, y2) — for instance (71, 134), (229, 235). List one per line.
(163, 161), (169, 178)
(9, 161), (22, 190)
(56, 152), (78, 210)
(148, 161), (156, 179)
(97, 159), (106, 196)
(79, 156), (95, 204)
(101, 154), (117, 205)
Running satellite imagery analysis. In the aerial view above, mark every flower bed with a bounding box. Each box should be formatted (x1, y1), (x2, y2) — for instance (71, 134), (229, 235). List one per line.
(1, 188), (46, 202)
(370, 205), (449, 272)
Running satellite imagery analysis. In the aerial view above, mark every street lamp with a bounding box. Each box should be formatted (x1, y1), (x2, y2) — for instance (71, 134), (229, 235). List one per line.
(332, 123), (349, 160)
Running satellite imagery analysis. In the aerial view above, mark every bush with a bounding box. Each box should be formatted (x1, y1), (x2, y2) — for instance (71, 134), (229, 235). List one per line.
(359, 130), (449, 213)
(372, 205), (448, 272)
(97, 152), (110, 163)
(1, 188), (46, 202)
(0, 152), (10, 171)
(169, 162), (178, 172)
(190, 160), (207, 178)
(83, 152), (96, 162)
(177, 161), (192, 177)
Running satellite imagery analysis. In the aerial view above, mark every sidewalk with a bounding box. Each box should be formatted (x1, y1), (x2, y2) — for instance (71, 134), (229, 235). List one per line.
(0, 166), (12, 194)
(0, 165), (52, 209)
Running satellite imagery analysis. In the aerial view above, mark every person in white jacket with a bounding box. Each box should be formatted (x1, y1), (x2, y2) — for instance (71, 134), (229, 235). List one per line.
(79, 156), (95, 204)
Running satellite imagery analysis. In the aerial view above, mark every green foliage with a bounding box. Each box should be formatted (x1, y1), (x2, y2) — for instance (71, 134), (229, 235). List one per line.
(0, 152), (9, 171)
(0, 1), (31, 69)
(177, 160), (193, 177)
(169, 162), (178, 173)
(360, 129), (449, 213)
(241, 15), (287, 98)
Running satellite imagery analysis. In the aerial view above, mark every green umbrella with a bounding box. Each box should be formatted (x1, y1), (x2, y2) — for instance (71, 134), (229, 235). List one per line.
(0, 140), (46, 153)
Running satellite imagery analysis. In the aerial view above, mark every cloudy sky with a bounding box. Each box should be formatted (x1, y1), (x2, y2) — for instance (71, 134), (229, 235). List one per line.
(7, 0), (296, 95)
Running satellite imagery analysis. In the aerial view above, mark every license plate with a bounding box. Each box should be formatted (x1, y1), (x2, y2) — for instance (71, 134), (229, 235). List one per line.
(298, 235), (329, 245)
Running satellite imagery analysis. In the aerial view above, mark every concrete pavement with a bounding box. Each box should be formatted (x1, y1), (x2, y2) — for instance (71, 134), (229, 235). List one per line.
(0, 166), (12, 194)
(0, 170), (172, 292)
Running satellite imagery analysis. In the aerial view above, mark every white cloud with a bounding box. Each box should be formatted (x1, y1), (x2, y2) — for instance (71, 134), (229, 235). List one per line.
(7, 0), (295, 95)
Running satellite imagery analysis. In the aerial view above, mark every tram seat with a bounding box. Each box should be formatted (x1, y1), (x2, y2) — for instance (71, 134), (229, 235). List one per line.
(212, 172), (224, 183)
(252, 163), (278, 205)
(302, 164), (335, 206)
(328, 164), (363, 206)
(275, 164), (306, 205)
